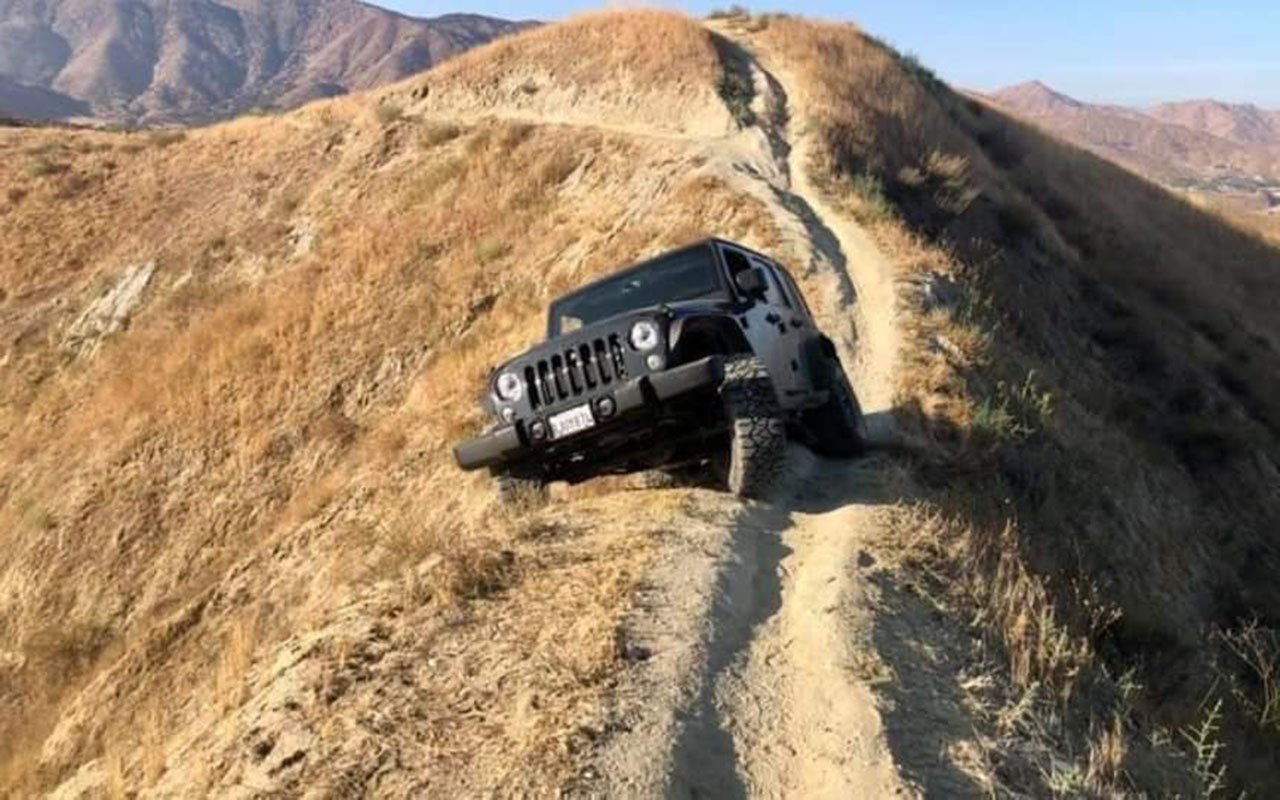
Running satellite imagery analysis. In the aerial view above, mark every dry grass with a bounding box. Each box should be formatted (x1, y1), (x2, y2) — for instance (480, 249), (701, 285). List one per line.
(395, 9), (737, 137)
(0, 14), (786, 793)
(433, 10), (722, 90)
(761, 14), (1280, 795)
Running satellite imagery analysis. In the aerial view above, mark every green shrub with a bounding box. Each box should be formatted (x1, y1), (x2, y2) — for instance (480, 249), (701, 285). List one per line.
(476, 238), (508, 263)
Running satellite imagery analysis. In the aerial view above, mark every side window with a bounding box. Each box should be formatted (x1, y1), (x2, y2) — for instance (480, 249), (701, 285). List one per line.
(775, 264), (813, 318)
(750, 257), (790, 307)
(722, 247), (751, 286)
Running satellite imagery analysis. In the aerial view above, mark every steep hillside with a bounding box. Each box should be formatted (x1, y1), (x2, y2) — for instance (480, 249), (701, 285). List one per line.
(3, 9), (1280, 798)
(753, 14), (1280, 794)
(0, 0), (524, 125)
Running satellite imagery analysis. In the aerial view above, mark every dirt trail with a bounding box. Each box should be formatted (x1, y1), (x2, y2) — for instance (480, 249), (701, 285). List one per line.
(582, 27), (931, 799)
(429, 20), (933, 797)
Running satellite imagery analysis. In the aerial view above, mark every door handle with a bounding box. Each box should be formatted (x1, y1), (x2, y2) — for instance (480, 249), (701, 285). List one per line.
(791, 318), (806, 328)
(765, 312), (781, 325)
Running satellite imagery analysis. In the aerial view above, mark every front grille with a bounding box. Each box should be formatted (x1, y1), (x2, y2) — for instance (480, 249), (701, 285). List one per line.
(526, 334), (628, 410)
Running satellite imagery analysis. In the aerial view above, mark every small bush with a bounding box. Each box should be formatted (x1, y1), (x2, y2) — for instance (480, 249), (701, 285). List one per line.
(6, 187), (26, 205)
(149, 130), (187, 148)
(419, 121), (463, 148)
(708, 4), (750, 19)
(848, 171), (893, 218)
(475, 238), (508, 263)
(900, 52), (944, 92)
(27, 158), (70, 178)
(375, 103), (404, 126)
(54, 173), (93, 200)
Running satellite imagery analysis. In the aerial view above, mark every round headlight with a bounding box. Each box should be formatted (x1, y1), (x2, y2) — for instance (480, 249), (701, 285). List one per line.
(495, 371), (524, 402)
(629, 320), (660, 352)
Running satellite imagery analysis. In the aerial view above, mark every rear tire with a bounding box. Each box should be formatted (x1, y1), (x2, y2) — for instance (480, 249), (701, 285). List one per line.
(805, 356), (868, 457)
(719, 355), (786, 499)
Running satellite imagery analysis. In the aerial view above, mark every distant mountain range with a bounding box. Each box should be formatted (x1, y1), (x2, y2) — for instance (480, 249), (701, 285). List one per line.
(0, 0), (527, 126)
(988, 81), (1280, 190)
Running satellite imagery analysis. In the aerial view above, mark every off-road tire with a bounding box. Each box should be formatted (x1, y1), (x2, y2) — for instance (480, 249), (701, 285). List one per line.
(493, 472), (547, 508)
(719, 354), (786, 499)
(805, 356), (869, 457)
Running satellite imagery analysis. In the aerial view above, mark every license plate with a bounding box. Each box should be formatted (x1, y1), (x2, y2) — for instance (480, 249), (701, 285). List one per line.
(548, 404), (596, 439)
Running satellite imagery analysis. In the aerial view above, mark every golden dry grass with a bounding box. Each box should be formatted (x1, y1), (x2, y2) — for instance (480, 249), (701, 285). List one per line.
(0, 15), (783, 794)
(757, 13), (1280, 796)
(436, 9), (722, 89)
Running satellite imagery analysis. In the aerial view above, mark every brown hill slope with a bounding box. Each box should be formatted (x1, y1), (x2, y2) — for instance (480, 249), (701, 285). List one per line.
(2, 9), (1280, 798)
(764, 17), (1280, 794)
(0, 11), (782, 796)
(0, 0), (524, 125)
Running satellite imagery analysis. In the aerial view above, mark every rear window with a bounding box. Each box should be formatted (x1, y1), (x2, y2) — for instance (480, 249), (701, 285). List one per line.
(550, 247), (724, 336)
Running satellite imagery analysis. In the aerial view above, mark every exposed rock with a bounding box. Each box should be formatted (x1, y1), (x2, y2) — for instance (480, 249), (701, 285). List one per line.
(289, 218), (318, 259)
(64, 261), (156, 356)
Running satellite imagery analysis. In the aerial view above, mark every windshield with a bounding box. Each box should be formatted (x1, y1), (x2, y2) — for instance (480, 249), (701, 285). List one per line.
(549, 246), (724, 336)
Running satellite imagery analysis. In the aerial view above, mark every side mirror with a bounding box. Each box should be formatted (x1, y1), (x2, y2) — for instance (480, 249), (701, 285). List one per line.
(734, 267), (767, 297)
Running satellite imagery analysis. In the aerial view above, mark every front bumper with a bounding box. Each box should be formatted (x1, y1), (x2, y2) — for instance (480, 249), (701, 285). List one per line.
(453, 356), (724, 471)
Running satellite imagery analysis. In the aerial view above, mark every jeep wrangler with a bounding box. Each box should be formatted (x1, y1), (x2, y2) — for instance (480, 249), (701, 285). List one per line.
(453, 238), (868, 500)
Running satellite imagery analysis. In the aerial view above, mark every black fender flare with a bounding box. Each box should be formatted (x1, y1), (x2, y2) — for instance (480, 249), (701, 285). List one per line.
(669, 315), (752, 361)
(803, 335), (839, 389)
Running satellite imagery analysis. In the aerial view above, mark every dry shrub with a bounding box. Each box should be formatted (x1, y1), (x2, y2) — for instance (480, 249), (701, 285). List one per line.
(148, 130), (186, 148)
(375, 103), (403, 126)
(419, 120), (463, 147)
(434, 10), (722, 89)
(884, 505), (1099, 698)
(1216, 621), (1280, 732)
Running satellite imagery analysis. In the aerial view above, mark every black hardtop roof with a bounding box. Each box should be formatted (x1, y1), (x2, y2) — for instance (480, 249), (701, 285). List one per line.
(552, 238), (768, 305)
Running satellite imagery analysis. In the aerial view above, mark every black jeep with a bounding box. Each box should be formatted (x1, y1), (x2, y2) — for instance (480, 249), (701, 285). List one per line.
(453, 238), (867, 500)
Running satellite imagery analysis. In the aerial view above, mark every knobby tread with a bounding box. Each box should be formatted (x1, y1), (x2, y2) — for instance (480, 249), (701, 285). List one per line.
(720, 354), (786, 498)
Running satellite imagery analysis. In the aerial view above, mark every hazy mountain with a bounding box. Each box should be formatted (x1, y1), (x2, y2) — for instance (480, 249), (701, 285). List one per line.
(1148, 99), (1280, 146)
(0, 0), (525, 125)
(989, 80), (1280, 186)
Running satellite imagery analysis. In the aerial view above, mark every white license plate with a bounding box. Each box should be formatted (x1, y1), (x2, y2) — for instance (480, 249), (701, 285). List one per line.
(548, 404), (596, 439)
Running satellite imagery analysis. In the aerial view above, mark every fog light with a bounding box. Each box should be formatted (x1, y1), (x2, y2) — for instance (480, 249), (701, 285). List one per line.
(501, 407), (515, 423)
(595, 396), (616, 418)
(529, 420), (548, 441)
(646, 354), (666, 371)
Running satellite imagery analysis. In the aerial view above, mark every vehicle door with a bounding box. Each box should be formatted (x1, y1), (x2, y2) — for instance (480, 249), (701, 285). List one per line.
(770, 261), (826, 392)
(718, 244), (808, 407)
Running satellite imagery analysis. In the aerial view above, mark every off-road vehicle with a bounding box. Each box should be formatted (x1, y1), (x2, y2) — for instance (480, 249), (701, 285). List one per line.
(453, 238), (867, 500)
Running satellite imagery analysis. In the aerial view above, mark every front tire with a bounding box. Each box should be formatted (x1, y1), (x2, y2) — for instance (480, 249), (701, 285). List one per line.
(719, 355), (786, 499)
(805, 356), (868, 457)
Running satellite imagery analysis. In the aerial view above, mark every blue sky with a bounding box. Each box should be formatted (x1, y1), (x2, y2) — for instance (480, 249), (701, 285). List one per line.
(375, 2), (1280, 107)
